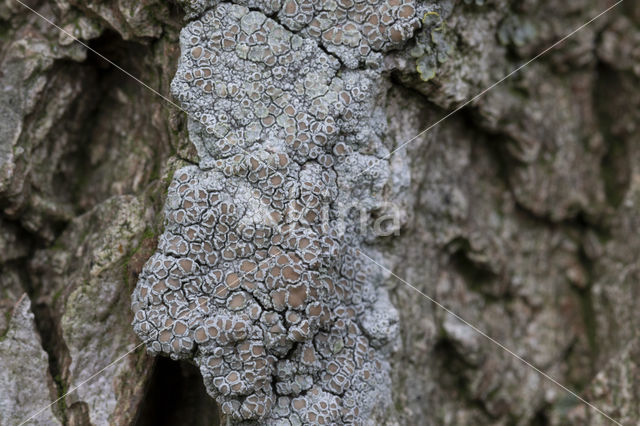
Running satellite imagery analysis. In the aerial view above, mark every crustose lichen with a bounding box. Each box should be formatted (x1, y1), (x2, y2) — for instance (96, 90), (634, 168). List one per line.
(132, 1), (416, 423)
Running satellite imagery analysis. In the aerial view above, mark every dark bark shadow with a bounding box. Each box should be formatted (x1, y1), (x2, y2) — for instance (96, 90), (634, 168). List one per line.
(135, 357), (220, 426)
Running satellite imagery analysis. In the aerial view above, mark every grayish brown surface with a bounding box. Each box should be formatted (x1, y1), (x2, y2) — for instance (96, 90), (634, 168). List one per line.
(0, 0), (639, 424)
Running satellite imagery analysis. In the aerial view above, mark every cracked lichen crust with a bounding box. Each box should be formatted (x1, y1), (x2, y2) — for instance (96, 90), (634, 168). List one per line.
(178, 0), (420, 68)
(132, 4), (400, 423)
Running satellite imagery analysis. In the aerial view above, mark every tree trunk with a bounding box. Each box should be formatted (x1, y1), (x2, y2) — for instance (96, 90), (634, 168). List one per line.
(1, 0), (639, 424)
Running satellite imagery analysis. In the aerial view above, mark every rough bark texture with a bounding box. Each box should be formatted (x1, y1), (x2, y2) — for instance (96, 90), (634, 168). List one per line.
(1, 0), (639, 425)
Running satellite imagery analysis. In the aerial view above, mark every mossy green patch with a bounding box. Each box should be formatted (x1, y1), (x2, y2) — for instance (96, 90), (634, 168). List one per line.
(0, 310), (11, 341)
(411, 11), (453, 82)
(53, 373), (69, 422)
(50, 239), (67, 252)
(577, 286), (599, 374)
(52, 288), (63, 305)
(122, 227), (159, 290)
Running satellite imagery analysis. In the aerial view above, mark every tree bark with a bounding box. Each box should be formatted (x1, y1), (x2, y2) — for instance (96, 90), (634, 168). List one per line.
(1, 0), (639, 424)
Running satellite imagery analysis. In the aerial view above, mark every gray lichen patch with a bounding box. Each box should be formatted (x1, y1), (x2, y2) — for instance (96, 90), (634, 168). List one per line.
(410, 11), (454, 82)
(133, 3), (403, 423)
(497, 14), (537, 48)
(26, 194), (154, 425)
(0, 295), (62, 426)
(177, 0), (420, 68)
(56, 196), (149, 425)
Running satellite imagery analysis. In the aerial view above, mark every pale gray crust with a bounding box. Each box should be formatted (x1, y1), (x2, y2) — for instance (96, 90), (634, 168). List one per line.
(131, 2), (414, 423)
